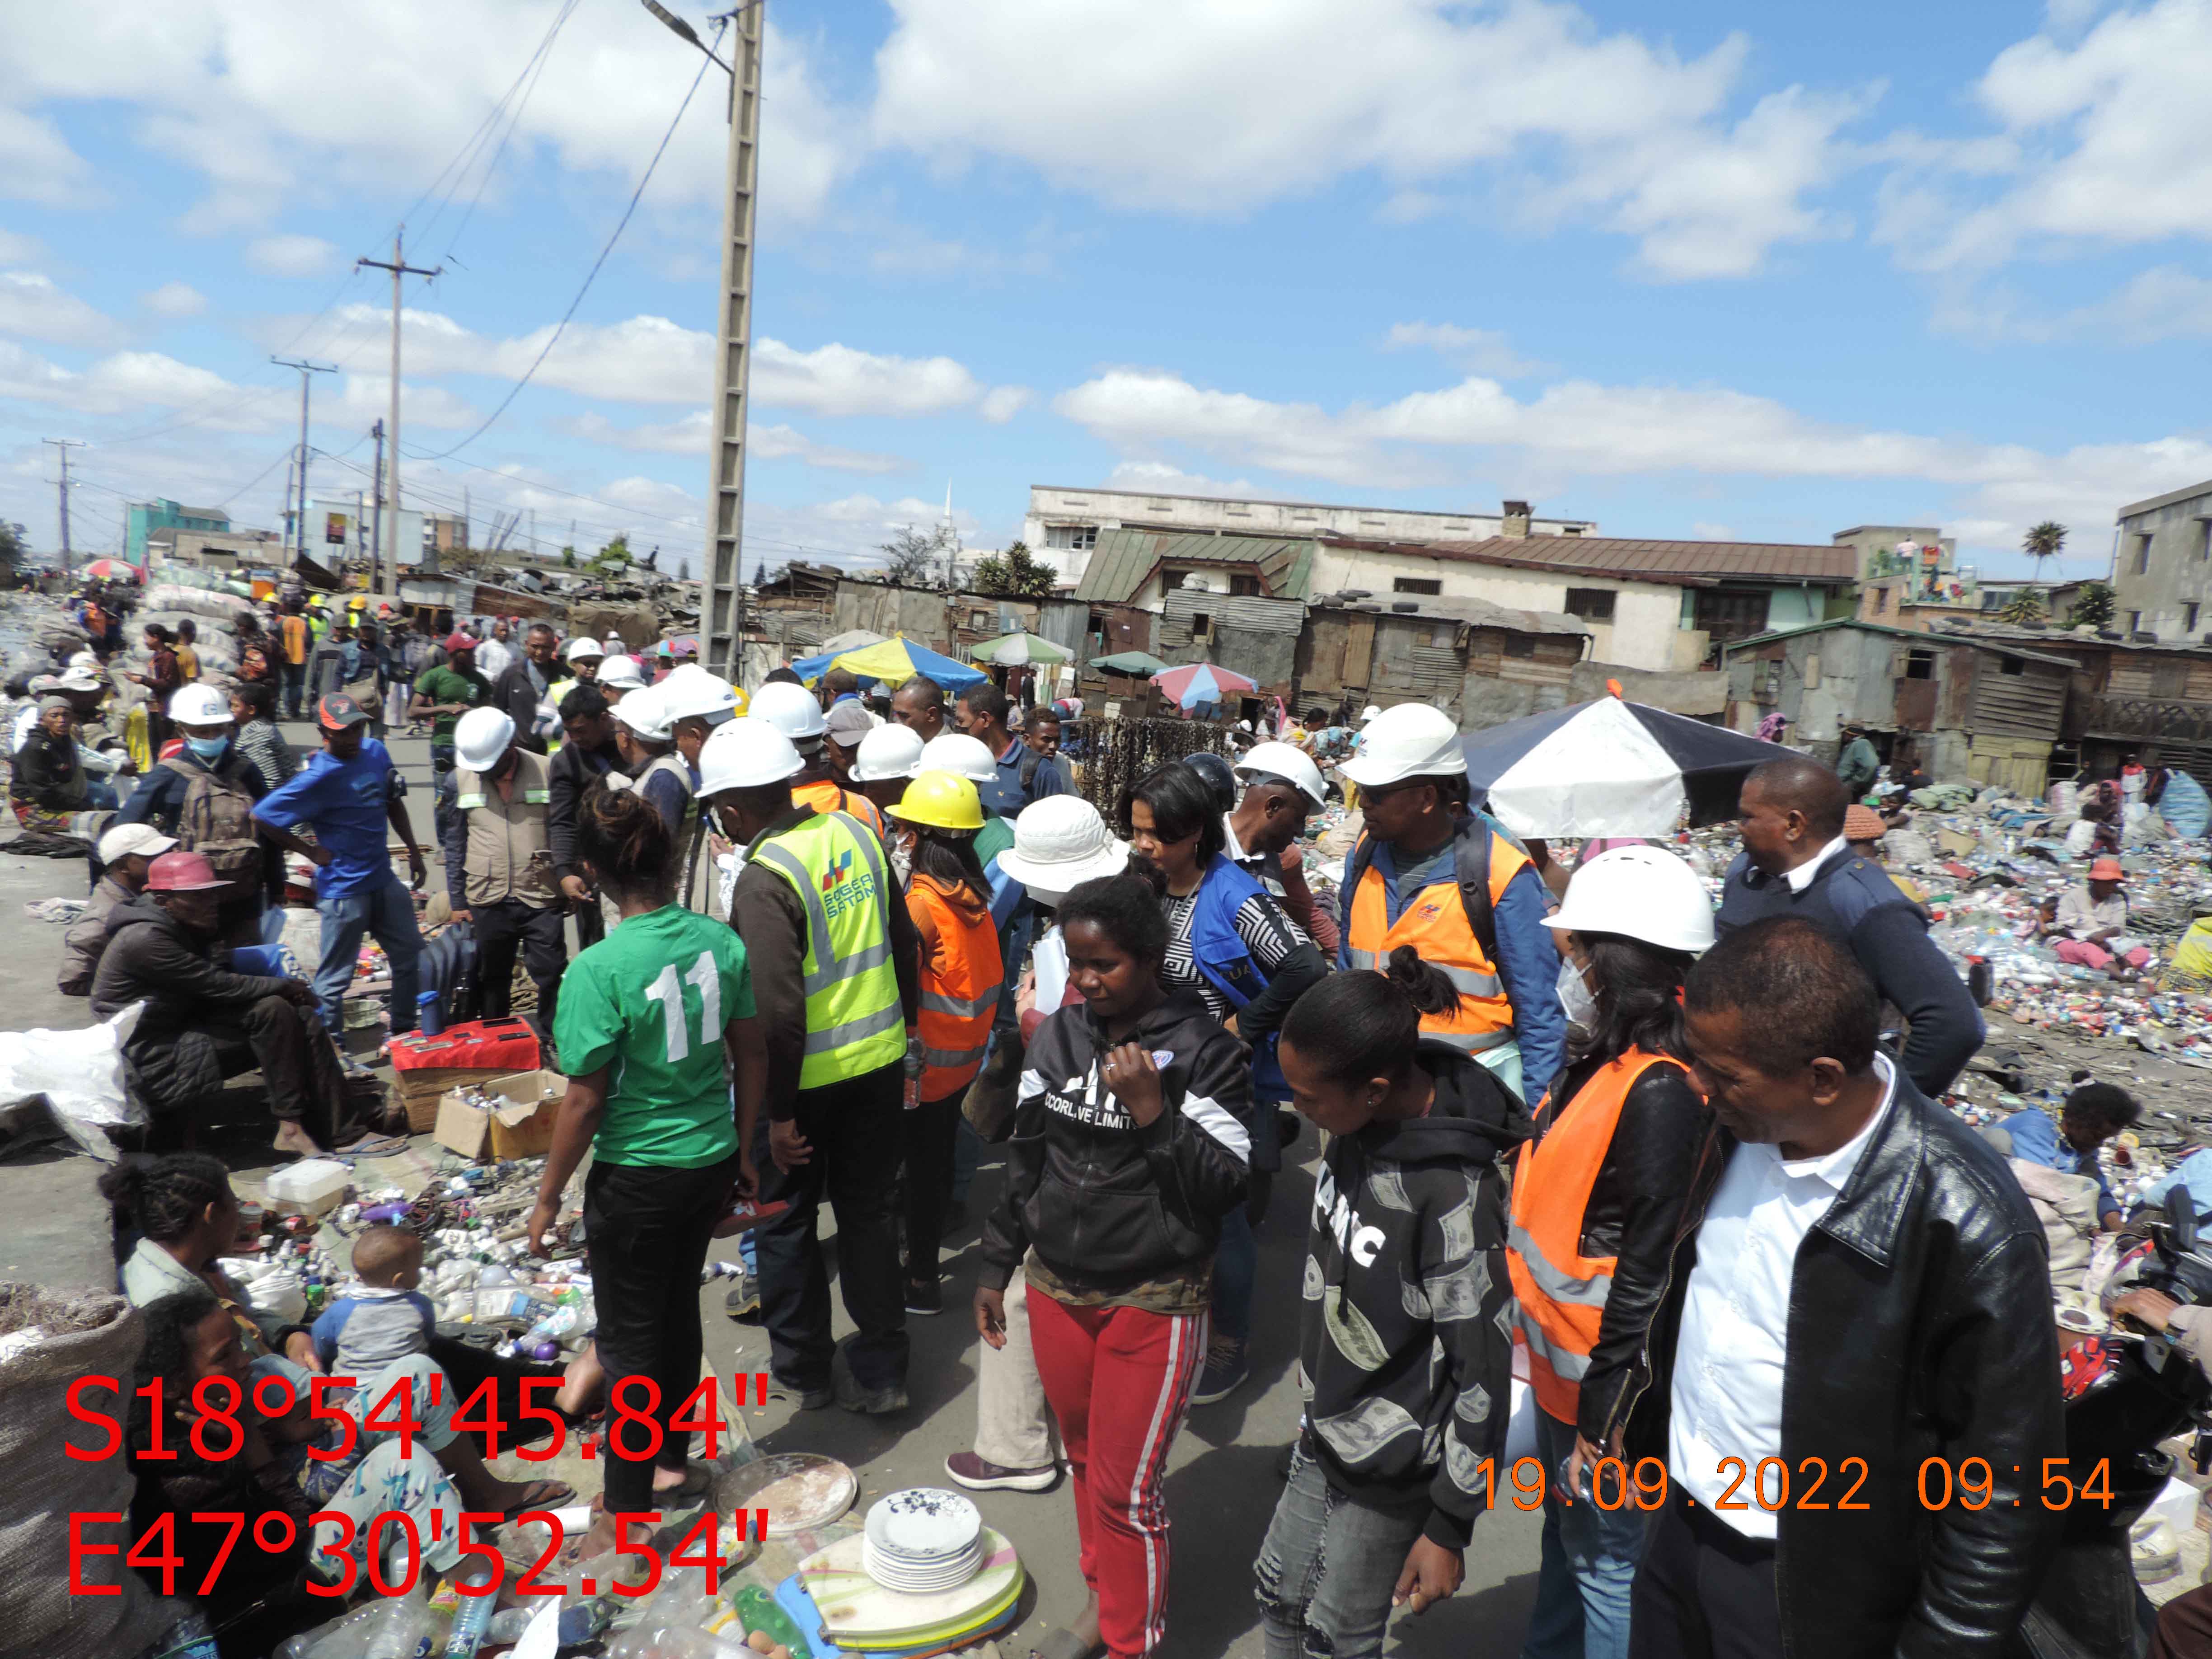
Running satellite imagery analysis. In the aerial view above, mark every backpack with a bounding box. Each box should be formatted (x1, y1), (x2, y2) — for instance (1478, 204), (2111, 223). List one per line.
(1339, 813), (1504, 965)
(162, 757), (262, 899)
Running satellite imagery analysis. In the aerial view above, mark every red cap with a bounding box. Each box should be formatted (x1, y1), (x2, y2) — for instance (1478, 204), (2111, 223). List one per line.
(316, 693), (371, 729)
(444, 632), (476, 653)
(2089, 856), (2125, 881)
(146, 850), (228, 892)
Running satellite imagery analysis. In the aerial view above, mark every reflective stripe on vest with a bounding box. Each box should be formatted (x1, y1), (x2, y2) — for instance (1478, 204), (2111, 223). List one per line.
(1345, 830), (1528, 1052)
(793, 777), (884, 841)
(751, 810), (906, 1089)
(1505, 1048), (1678, 1421)
(909, 872), (1004, 1101)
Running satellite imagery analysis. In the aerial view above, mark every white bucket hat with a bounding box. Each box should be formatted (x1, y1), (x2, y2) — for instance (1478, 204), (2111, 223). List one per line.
(996, 795), (1129, 902)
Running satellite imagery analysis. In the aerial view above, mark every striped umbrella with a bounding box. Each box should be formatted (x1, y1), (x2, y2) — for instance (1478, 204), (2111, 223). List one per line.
(1150, 660), (1257, 712)
(970, 630), (1071, 667)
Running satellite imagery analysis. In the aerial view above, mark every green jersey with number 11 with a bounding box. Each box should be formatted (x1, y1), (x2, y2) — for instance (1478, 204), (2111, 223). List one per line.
(553, 903), (754, 1167)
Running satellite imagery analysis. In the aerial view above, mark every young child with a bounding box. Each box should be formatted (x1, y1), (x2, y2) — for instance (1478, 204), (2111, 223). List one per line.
(311, 1225), (436, 1375)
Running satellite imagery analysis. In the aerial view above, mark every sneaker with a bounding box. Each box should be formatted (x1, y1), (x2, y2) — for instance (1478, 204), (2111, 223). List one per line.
(832, 1340), (908, 1415)
(904, 1276), (943, 1317)
(945, 1451), (1058, 1493)
(768, 1372), (832, 1411)
(722, 1269), (760, 1322)
(1191, 1335), (1249, 1405)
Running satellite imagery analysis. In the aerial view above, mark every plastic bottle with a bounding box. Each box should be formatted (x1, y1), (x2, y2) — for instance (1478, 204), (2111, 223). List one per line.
(361, 1588), (433, 1659)
(417, 988), (445, 1036)
(605, 1625), (753, 1659)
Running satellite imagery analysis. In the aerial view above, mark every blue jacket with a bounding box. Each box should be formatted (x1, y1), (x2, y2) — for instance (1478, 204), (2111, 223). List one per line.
(1185, 853), (1289, 1097)
(2001, 1107), (2118, 1223)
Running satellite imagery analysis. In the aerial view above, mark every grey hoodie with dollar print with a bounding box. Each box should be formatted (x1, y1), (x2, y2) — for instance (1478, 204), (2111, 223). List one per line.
(1295, 1039), (1531, 1549)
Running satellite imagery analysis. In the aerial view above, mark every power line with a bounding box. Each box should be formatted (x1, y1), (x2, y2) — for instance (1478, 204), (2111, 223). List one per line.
(430, 0), (585, 263)
(411, 33), (720, 464)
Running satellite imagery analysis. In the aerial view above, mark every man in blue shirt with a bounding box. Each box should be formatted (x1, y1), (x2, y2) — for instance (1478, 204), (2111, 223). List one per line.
(251, 694), (427, 1044)
(1999, 1081), (2140, 1230)
(956, 682), (1066, 817)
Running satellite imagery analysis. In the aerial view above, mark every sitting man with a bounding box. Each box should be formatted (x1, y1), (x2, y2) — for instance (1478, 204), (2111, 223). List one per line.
(61, 822), (176, 995)
(2044, 857), (2152, 978)
(1990, 1078), (2140, 1233)
(90, 850), (405, 1158)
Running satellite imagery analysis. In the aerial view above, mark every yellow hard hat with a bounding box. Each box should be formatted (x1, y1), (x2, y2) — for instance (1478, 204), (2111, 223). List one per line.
(890, 769), (984, 832)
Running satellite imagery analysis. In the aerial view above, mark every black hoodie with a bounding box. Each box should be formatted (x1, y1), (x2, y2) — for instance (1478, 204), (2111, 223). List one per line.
(1297, 1040), (1531, 1550)
(979, 987), (1251, 1309)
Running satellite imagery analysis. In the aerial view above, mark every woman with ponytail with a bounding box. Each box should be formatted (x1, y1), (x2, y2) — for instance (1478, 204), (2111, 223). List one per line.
(1252, 948), (1529, 1659)
(527, 781), (768, 1558)
(1507, 846), (1713, 1659)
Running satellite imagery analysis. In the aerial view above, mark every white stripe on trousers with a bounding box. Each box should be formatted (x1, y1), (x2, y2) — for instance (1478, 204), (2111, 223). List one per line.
(1129, 1310), (1206, 1656)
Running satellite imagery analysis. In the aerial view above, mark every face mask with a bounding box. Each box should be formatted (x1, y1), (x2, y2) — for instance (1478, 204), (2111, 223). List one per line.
(1557, 957), (1598, 1028)
(186, 735), (229, 761)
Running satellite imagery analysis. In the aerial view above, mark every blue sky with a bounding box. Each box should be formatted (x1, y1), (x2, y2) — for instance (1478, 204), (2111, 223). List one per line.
(5, 0), (2212, 581)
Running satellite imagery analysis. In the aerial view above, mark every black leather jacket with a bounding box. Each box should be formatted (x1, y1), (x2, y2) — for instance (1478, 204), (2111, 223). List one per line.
(1587, 1068), (2064, 1659)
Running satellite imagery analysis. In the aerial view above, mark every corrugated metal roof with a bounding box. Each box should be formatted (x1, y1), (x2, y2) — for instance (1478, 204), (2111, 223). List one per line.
(1333, 594), (1588, 639)
(1717, 616), (2078, 669)
(1075, 528), (1316, 603)
(1324, 533), (1858, 584)
(1161, 588), (1306, 634)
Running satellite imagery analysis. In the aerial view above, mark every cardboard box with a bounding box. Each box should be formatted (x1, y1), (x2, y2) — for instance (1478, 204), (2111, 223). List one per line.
(433, 1069), (564, 1161)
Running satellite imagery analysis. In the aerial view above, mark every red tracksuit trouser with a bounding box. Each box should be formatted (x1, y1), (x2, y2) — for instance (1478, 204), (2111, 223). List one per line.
(1027, 1291), (1206, 1659)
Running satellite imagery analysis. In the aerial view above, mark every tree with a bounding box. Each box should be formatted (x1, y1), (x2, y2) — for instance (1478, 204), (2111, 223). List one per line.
(969, 539), (1057, 598)
(0, 520), (23, 581)
(2068, 581), (2116, 630)
(879, 525), (943, 586)
(1998, 587), (2047, 626)
(2022, 521), (2067, 582)
(591, 533), (632, 574)
(560, 545), (576, 569)
(678, 558), (691, 581)
(753, 561), (767, 586)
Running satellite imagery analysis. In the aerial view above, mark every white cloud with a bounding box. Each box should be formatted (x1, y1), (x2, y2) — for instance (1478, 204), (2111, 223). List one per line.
(140, 281), (209, 318)
(562, 408), (910, 475)
(329, 373), (481, 431)
(872, 0), (1862, 277)
(1880, 0), (2212, 271)
(1053, 361), (2212, 558)
(0, 2), (856, 230)
(978, 385), (1031, 423)
(246, 234), (339, 277)
(0, 272), (126, 347)
(754, 338), (986, 417)
(1934, 264), (2212, 344)
(0, 340), (257, 420)
(0, 229), (44, 263)
(1383, 323), (1541, 378)
(1105, 460), (1261, 498)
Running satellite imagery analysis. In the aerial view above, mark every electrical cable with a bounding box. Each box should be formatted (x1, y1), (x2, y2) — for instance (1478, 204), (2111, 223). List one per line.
(431, 0), (583, 262)
(411, 33), (719, 464)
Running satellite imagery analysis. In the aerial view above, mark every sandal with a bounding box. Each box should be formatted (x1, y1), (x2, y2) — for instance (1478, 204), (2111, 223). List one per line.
(335, 1130), (409, 1158)
(651, 1463), (716, 1506)
(498, 1477), (577, 1520)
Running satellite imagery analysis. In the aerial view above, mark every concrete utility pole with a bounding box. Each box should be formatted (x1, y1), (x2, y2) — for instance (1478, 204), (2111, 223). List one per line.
(270, 356), (335, 562)
(43, 438), (82, 567)
(643, 0), (759, 677)
(370, 420), (386, 600)
(357, 229), (441, 603)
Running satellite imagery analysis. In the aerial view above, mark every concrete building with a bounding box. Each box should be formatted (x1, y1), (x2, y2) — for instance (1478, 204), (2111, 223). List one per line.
(1023, 485), (1596, 587)
(145, 525), (282, 576)
(1837, 525), (1982, 628)
(126, 499), (230, 566)
(2114, 478), (2212, 644)
(1721, 618), (2072, 795)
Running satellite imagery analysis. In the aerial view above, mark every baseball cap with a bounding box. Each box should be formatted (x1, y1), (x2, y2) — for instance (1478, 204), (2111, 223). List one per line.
(316, 693), (372, 729)
(824, 700), (874, 743)
(2090, 856), (2126, 881)
(146, 850), (228, 892)
(98, 823), (177, 864)
(444, 632), (476, 652)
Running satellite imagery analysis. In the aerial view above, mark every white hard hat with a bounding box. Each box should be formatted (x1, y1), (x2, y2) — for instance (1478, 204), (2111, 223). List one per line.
(1360, 704), (1382, 723)
(612, 684), (673, 742)
(852, 723), (924, 783)
(168, 683), (231, 726)
(914, 732), (997, 784)
(1234, 741), (1326, 807)
(565, 636), (605, 664)
(455, 706), (517, 771)
(696, 716), (803, 797)
(996, 796), (1129, 901)
(658, 663), (739, 725)
(597, 654), (645, 690)
(750, 680), (827, 742)
(67, 651), (98, 672)
(1338, 703), (1465, 788)
(1547, 845), (1716, 955)
(56, 670), (104, 694)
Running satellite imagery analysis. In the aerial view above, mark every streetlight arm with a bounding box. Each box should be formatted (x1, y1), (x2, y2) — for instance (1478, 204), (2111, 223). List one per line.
(641, 0), (733, 74)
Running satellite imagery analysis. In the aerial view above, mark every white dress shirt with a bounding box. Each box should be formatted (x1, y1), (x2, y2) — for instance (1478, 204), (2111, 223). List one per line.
(1667, 1054), (1898, 1540)
(1783, 833), (1851, 892)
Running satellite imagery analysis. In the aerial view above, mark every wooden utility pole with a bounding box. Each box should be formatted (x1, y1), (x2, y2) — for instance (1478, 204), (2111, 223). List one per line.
(43, 438), (82, 568)
(356, 229), (441, 602)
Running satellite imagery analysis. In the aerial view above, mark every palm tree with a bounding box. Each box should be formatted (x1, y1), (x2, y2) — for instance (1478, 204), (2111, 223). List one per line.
(2022, 521), (2067, 585)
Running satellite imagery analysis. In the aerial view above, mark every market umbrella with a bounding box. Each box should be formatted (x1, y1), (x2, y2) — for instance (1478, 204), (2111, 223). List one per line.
(807, 633), (986, 691)
(1461, 694), (1793, 837)
(1151, 660), (1257, 712)
(1090, 650), (1172, 676)
(970, 630), (1071, 667)
(81, 560), (141, 581)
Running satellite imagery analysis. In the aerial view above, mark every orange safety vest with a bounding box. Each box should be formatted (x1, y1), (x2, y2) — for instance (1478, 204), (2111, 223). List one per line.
(1506, 1048), (1680, 1422)
(793, 777), (884, 841)
(1345, 829), (1528, 1055)
(906, 872), (1003, 1101)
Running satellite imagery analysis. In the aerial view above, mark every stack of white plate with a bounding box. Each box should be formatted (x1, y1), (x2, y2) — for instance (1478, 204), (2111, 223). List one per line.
(862, 1488), (985, 1594)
